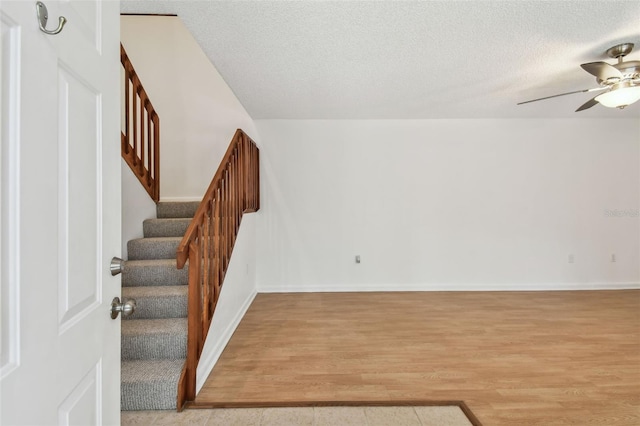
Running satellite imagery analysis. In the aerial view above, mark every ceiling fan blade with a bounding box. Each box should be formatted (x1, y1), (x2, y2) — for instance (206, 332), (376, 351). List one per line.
(575, 96), (599, 112)
(517, 87), (603, 105)
(580, 62), (623, 81)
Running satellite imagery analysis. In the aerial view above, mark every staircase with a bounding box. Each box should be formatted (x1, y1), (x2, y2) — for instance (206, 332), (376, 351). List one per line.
(120, 201), (199, 411)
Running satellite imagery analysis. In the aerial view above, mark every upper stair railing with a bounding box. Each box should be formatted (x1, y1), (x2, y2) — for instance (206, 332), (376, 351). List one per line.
(175, 129), (260, 409)
(121, 43), (160, 202)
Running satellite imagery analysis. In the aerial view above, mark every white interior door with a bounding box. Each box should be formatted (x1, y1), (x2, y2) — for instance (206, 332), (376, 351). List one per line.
(0, 1), (121, 424)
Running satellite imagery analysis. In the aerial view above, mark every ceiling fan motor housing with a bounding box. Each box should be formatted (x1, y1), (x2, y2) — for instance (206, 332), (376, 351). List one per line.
(597, 60), (640, 86)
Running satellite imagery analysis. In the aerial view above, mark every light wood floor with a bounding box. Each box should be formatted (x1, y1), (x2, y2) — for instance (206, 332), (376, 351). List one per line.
(195, 291), (640, 425)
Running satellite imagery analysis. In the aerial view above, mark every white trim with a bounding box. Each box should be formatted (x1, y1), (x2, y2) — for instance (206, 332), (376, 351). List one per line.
(195, 288), (257, 394)
(257, 282), (640, 293)
(159, 196), (202, 202)
(1, 13), (21, 379)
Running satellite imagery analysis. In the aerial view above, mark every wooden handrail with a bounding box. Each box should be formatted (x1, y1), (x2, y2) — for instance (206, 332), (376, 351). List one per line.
(176, 129), (260, 410)
(121, 44), (160, 202)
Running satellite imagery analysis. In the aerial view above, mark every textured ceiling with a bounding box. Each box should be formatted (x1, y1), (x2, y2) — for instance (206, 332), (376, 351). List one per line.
(121, 1), (640, 119)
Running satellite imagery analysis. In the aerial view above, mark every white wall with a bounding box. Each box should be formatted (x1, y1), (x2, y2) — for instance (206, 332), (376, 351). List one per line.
(121, 159), (157, 258)
(120, 16), (259, 200)
(255, 119), (640, 292)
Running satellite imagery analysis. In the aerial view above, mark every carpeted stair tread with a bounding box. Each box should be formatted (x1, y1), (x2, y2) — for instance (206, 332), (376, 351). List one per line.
(127, 237), (182, 260)
(122, 259), (188, 287)
(122, 318), (187, 360)
(143, 218), (192, 238)
(122, 286), (187, 320)
(156, 201), (200, 219)
(121, 359), (184, 411)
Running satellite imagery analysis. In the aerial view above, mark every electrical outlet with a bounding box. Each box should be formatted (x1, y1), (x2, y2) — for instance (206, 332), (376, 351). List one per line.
(355, 255), (361, 264)
(611, 254), (616, 263)
(568, 254), (574, 264)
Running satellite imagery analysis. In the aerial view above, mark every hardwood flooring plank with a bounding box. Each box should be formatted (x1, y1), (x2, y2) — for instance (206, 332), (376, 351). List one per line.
(196, 291), (640, 425)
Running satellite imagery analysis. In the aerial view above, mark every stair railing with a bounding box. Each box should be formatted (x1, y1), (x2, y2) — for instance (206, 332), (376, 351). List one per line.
(121, 43), (160, 202)
(175, 129), (260, 409)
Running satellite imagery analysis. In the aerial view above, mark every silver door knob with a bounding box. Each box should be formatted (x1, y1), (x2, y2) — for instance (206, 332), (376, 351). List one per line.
(110, 297), (136, 319)
(110, 257), (124, 276)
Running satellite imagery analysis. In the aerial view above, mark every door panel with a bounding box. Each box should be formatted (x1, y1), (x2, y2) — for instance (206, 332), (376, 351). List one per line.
(58, 362), (101, 425)
(57, 64), (101, 332)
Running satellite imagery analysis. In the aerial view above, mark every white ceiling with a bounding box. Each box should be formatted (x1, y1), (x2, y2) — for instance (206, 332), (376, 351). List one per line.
(120, 1), (640, 119)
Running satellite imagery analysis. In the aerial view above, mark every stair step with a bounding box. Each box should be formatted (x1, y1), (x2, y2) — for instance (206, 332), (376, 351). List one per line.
(156, 201), (200, 219)
(122, 259), (188, 287)
(122, 318), (187, 360)
(127, 237), (182, 260)
(143, 218), (191, 238)
(122, 286), (187, 320)
(121, 201), (200, 410)
(121, 359), (184, 411)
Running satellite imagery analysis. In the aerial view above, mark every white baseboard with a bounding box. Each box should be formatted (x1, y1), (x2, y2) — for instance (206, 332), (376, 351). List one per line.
(195, 289), (257, 394)
(159, 196), (202, 202)
(257, 282), (640, 293)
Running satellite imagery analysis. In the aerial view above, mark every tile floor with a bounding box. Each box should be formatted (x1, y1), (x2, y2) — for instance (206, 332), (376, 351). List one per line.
(121, 406), (472, 426)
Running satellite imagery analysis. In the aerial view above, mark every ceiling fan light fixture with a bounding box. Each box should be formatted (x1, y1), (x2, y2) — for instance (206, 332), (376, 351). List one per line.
(517, 43), (640, 112)
(595, 85), (640, 109)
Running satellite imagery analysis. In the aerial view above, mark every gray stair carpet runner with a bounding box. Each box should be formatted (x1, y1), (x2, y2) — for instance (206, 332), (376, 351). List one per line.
(121, 201), (199, 411)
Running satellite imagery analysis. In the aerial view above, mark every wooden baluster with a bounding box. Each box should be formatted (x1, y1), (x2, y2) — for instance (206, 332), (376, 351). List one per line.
(123, 67), (130, 155)
(208, 199), (215, 319)
(242, 136), (248, 212)
(227, 165), (232, 272)
(237, 136), (243, 212)
(236, 151), (241, 229)
(247, 143), (253, 211)
(253, 146), (260, 212)
(199, 223), (208, 343)
(213, 193), (221, 311)
(223, 177), (227, 278)
(228, 154), (233, 241)
(153, 114), (160, 202)
(200, 230), (206, 323)
(234, 151), (238, 232)
(230, 152), (237, 236)
(201, 210), (210, 325)
(246, 144), (251, 210)
(223, 171), (229, 274)
(247, 143), (252, 211)
(186, 236), (202, 402)
(138, 89), (145, 177)
(226, 161), (231, 255)
(246, 137), (251, 209)
(254, 144), (258, 209)
(236, 147), (241, 228)
(132, 75), (138, 167)
(228, 170), (232, 274)
(146, 103), (152, 186)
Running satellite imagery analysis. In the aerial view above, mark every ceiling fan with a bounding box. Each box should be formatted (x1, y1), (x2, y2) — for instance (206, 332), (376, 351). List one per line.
(518, 43), (640, 112)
